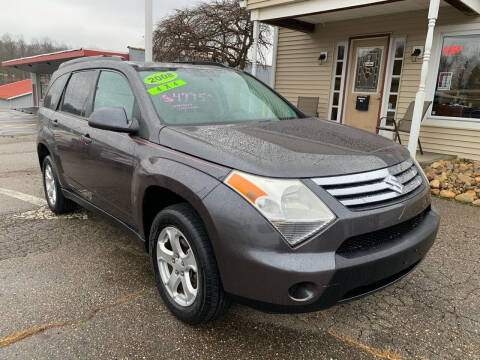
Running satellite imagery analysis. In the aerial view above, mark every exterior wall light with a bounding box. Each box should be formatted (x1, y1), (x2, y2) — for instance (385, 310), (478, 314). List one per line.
(411, 46), (424, 62)
(318, 52), (328, 64)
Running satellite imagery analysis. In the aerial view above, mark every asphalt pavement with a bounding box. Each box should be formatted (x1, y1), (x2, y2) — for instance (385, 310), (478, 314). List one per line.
(0, 109), (37, 136)
(0, 134), (479, 360)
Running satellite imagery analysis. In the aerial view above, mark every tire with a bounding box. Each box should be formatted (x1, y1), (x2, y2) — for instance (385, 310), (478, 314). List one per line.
(42, 155), (76, 214)
(149, 203), (230, 324)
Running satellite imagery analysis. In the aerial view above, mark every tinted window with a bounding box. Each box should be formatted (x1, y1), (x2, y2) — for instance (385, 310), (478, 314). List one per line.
(94, 71), (135, 121)
(43, 74), (68, 110)
(62, 71), (97, 117)
(139, 69), (298, 125)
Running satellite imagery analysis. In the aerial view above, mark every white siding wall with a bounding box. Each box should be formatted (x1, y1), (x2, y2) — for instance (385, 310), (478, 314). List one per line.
(0, 94), (33, 109)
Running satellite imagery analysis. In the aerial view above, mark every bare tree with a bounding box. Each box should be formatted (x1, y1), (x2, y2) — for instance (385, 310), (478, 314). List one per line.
(153, 0), (270, 69)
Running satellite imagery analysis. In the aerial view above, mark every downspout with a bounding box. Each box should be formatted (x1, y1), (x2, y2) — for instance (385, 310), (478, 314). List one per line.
(271, 26), (279, 88)
(408, 0), (440, 157)
(251, 10), (260, 76)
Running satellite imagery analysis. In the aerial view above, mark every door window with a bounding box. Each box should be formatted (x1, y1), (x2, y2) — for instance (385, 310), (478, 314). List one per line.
(353, 47), (383, 93)
(382, 38), (405, 127)
(93, 71), (135, 121)
(43, 73), (69, 110)
(61, 71), (97, 117)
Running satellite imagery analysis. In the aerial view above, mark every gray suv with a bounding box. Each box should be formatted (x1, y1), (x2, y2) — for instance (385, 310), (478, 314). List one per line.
(37, 56), (440, 324)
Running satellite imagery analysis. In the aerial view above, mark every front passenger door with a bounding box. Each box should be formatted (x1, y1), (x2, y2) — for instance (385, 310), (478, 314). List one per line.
(82, 70), (137, 225)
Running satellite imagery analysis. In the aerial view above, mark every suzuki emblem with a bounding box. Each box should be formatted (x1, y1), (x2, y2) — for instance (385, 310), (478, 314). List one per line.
(384, 174), (404, 194)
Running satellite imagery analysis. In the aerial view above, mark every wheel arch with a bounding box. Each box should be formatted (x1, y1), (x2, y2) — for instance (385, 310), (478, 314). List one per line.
(137, 173), (221, 255)
(37, 142), (51, 169)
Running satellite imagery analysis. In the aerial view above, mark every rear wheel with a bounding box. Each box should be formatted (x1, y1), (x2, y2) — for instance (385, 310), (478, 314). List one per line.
(149, 203), (230, 324)
(42, 156), (75, 214)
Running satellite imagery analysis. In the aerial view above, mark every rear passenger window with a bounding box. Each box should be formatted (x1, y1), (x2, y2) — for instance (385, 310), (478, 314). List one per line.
(93, 71), (135, 121)
(62, 71), (97, 117)
(43, 74), (68, 110)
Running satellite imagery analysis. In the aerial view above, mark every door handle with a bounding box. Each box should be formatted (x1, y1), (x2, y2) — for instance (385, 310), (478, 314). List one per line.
(52, 119), (59, 127)
(81, 134), (92, 144)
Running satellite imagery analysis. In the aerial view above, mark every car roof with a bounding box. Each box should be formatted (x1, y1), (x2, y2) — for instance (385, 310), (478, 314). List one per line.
(58, 55), (232, 72)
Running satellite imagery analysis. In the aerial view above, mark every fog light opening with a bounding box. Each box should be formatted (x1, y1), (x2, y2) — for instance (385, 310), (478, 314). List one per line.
(288, 282), (317, 302)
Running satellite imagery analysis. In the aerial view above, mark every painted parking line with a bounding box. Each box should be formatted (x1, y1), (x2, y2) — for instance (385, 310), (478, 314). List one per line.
(0, 124), (36, 129)
(0, 188), (88, 220)
(0, 188), (46, 206)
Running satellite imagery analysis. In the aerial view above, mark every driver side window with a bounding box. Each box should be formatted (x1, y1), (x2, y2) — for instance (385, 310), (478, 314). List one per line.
(94, 71), (135, 121)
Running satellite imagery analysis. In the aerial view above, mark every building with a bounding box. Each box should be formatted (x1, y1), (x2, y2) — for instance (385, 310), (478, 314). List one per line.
(1, 48), (135, 108)
(0, 79), (33, 109)
(246, 0), (480, 160)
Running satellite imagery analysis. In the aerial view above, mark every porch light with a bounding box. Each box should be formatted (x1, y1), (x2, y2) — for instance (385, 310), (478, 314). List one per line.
(411, 46), (423, 62)
(318, 52), (327, 64)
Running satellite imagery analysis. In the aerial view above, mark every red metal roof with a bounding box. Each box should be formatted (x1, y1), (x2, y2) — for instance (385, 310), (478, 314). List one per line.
(2, 48), (129, 67)
(0, 79), (32, 100)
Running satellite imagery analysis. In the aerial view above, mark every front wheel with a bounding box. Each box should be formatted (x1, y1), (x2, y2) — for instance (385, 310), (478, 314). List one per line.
(149, 203), (230, 324)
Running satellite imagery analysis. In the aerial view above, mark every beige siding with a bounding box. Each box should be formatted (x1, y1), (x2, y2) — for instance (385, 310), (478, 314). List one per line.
(399, 126), (480, 161)
(273, 7), (480, 160)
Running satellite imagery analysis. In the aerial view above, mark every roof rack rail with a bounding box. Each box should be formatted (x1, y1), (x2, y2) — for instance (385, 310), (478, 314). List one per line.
(173, 61), (227, 68)
(59, 55), (125, 69)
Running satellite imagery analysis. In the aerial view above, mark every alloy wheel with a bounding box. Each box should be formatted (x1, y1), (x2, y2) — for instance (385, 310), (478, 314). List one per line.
(156, 226), (198, 307)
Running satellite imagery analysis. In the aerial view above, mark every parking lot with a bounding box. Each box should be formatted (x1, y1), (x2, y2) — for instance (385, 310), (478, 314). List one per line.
(0, 109), (37, 136)
(0, 132), (479, 359)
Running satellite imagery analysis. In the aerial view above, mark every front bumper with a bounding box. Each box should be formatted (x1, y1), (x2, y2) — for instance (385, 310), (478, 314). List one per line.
(203, 180), (439, 312)
(237, 207), (439, 313)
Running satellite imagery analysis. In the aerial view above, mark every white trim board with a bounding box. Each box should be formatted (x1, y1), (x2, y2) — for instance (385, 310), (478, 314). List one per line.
(6, 92), (32, 100)
(255, 0), (393, 20)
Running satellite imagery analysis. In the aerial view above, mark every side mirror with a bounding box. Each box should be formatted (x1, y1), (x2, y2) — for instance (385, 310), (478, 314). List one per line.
(88, 107), (138, 133)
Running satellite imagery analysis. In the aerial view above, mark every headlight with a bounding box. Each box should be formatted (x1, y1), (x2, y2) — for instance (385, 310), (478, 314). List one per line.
(225, 171), (336, 246)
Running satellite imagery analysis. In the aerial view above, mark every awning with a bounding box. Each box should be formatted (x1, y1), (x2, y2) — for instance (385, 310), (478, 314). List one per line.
(1, 49), (129, 74)
(248, 0), (479, 33)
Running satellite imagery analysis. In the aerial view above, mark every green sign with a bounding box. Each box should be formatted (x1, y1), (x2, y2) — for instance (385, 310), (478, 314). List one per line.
(144, 72), (178, 85)
(147, 79), (187, 95)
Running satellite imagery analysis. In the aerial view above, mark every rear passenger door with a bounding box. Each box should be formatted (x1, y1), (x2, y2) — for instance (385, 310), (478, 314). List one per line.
(55, 70), (98, 195)
(82, 70), (137, 225)
(40, 73), (69, 178)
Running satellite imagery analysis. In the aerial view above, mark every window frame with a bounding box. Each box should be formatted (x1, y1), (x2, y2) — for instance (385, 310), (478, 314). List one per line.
(379, 36), (406, 136)
(328, 41), (348, 123)
(426, 23), (480, 126)
(92, 69), (138, 123)
(43, 73), (70, 111)
(59, 69), (99, 120)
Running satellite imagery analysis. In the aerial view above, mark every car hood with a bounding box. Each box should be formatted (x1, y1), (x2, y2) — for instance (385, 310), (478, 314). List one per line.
(158, 118), (411, 178)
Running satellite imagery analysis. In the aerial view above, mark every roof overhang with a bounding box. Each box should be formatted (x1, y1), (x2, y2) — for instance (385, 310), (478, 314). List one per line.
(250, 0), (480, 33)
(1, 49), (129, 74)
(3, 92), (32, 101)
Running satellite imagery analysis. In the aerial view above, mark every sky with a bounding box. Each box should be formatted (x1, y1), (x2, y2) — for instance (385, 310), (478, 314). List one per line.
(1, 0), (207, 52)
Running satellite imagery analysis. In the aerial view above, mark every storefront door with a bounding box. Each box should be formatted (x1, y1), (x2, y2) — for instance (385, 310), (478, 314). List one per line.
(344, 37), (389, 133)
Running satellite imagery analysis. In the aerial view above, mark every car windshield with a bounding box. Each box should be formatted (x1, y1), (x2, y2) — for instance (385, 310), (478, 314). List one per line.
(138, 68), (299, 125)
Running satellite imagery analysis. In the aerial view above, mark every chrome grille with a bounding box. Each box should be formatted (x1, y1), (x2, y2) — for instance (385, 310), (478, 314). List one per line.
(312, 159), (424, 209)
